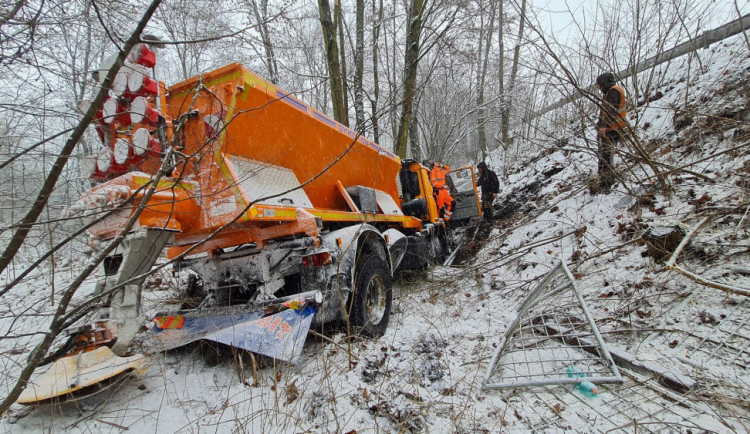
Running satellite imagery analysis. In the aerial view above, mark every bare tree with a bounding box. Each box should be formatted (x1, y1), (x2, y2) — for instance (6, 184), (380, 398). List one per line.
(418, 65), (477, 163)
(0, 0), (164, 414)
(476, 0), (498, 160)
(369, 0), (384, 143)
(153, 0), (236, 80)
(353, 0), (365, 130)
(497, 0), (506, 149)
(318, 0), (347, 125)
(499, 0), (527, 151)
(394, 0), (425, 158)
(335, 0), (350, 126)
(247, 0), (279, 84)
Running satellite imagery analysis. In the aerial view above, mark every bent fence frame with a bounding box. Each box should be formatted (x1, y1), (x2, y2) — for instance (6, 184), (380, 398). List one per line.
(482, 259), (622, 390)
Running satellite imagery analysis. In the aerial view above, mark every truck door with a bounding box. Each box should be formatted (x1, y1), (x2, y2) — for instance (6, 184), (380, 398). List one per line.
(446, 167), (482, 221)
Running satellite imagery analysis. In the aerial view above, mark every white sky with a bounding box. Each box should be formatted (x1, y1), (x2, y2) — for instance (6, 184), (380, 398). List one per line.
(532, 0), (750, 45)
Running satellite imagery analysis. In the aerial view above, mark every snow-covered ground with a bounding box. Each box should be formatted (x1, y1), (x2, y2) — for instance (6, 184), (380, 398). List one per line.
(2, 35), (750, 433)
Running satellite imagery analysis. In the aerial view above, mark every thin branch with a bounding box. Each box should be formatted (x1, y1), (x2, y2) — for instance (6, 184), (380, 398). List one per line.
(0, 127), (76, 171)
(148, 23), (260, 45)
(90, 0), (121, 50)
(0, 0), (164, 414)
(0, 1), (160, 277)
(664, 217), (750, 298)
(0, 0), (25, 28)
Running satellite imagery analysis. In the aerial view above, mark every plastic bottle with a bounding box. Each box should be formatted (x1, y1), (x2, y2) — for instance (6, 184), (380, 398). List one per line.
(575, 380), (599, 397)
(566, 365), (585, 378)
(566, 366), (598, 397)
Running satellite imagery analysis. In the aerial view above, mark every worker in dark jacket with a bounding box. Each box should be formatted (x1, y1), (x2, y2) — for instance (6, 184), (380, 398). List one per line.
(595, 72), (627, 191)
(476, 161), (499, 218)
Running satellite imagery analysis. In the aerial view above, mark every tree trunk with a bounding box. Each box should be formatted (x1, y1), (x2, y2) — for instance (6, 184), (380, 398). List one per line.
(369, 0), (383, 143)
(354, 0), (365, 131)
(501, 0), (526, 151)
(394, 0), (424, 158)
(250, 0), (279, 84)
(317, 0), (347, 124)
(409, 98), (421, 160)
(477, 0), (497, 160)
(335, 0), (349, 127)
(497, 0), (506, 151)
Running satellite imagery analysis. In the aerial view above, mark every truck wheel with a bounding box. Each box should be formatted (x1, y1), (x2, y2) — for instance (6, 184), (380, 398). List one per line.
(350, 256), (392, 338)
(431, 233), (444, 264)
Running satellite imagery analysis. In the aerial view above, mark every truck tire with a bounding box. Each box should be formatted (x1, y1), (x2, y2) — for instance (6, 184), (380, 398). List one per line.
(350, 256), (392, 338)
(430, 233), (445, 265)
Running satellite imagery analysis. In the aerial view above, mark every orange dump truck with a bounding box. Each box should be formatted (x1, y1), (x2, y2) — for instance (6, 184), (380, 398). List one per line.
(18, 51), (481, 404)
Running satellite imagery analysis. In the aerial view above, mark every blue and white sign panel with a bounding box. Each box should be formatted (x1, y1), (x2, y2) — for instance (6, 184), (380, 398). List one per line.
(202, 306), (316, 364)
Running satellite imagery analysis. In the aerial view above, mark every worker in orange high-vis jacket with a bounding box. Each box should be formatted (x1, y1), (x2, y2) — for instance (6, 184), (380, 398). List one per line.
(424, 159), (454, 222)
(429, 160), (448, 190)
(595, 72), (627, 191)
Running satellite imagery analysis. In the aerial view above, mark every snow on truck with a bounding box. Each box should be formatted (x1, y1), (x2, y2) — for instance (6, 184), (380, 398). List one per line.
(17, 45), (481, 404)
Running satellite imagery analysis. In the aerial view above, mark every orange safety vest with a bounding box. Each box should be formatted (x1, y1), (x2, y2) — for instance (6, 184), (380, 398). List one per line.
(601, 85), (627, 131)
(430, 165), (448, 190)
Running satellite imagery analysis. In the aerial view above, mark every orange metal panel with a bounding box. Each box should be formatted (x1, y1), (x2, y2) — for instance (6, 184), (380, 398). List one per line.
(85, 63), (437, 260)
(164, 64), (402, 214)
(154, 63), (418, 255)
(85, 173), (200, 240)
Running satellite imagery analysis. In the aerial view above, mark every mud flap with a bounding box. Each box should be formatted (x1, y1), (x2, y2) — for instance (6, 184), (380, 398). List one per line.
(145, 305), (316, 364)
(17, 347), (147, 405)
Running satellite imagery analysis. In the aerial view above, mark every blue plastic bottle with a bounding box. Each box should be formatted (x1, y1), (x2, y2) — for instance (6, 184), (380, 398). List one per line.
(566, 366), (598, 397)
(576, 380), (599, 397)
(566, 365), (585, 378)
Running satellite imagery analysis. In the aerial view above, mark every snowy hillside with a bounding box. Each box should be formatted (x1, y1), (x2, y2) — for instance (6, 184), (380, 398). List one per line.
(2, 35), (750, 434)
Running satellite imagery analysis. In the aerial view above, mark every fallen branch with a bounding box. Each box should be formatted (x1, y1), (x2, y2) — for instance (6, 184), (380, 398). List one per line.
(664, 217), (750, 298)
(666, 265), (750, 297)
(96, 419), (129, 430)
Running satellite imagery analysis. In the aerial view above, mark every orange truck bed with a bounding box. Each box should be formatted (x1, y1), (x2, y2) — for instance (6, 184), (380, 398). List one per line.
(86, 63), (423, 256)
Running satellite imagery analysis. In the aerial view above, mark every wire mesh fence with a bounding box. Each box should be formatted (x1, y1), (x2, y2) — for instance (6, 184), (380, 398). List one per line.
(483, 259), (622, 390)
